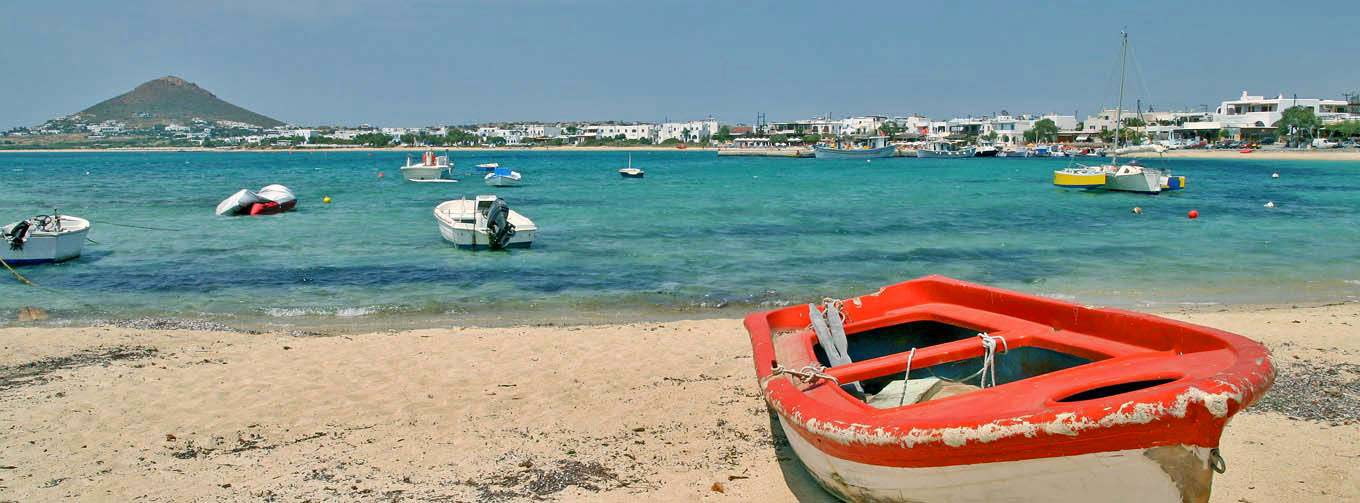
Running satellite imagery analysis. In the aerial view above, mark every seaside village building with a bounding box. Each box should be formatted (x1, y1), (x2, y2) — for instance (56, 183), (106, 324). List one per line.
(1212, 91), (1355, 139)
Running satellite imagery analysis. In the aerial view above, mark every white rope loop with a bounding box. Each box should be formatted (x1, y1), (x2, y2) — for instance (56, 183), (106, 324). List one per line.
(977, 332), (1009, 388)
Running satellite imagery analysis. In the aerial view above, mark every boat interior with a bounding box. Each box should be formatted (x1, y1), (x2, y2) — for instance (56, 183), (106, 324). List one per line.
(757, 276), (1239, 414)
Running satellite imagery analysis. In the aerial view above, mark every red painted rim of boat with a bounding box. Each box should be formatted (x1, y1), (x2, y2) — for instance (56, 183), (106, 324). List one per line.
(744, 275), (1275, 468)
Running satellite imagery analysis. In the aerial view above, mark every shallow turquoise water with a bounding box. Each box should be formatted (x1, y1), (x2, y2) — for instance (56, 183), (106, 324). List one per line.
(2, 151), (1358, 329)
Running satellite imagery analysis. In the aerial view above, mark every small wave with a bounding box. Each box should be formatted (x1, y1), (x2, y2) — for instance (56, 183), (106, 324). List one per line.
(264, 306), (380, 318)
(264, 307), (315, 317)
(335, 306), (379, 317)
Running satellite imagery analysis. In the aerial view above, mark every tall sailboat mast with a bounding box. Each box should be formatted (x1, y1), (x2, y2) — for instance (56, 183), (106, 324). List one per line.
(1111, 31), (1128, 167)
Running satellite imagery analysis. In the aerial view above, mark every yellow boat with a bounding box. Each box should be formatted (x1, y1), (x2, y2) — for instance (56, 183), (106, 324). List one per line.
(1052, 168), (1106, 188)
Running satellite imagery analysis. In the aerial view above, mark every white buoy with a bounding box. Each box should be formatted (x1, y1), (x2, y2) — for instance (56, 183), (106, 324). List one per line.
(1271, 172), (1280, 179)
(1264, 201), (1275, 208)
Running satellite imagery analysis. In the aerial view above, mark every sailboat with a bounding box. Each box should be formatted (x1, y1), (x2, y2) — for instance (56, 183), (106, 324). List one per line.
(618, 154), (644, 178)
(1053, 32), (1185, 194)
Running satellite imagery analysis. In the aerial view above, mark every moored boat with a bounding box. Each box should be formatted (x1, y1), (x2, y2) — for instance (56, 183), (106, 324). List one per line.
(484, 167), (523, 187)
(618, 154), (645, 178)
(215, 184), (297, 216)
(475, 162), (500, 172)
(744, 276), (1273, 503)
(2, 212), (90, 266)
(433, 195), (536, 250)
(401, 151), (456, 182)
(916, 140), (975, 158)
(814, 136), (897, 159)
(1051, 32), (1184, 194)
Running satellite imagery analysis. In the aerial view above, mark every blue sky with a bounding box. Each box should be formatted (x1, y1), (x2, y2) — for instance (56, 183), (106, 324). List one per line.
(2, 0), (1356, 129)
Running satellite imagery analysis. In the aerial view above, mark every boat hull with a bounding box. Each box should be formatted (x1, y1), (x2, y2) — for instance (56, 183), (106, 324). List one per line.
(745, 276), (1273, 503)
(781, 415), (1213, 503)
(1053, 170), (1107, 188)
(915, 149), (974, 158)
(436, 222), (535, 249)
(1, 217), (89, 265)
(401, 165), (452, 181)
(1103, 170), (1162, 193)
(814, 145), (898, 159)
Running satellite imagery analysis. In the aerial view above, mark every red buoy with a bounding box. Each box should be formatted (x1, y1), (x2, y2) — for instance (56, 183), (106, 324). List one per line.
(1188, 209), (1199, 219)
(377, 171), (385, 178)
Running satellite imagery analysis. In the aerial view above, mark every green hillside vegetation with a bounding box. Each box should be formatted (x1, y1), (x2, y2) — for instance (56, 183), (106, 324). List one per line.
(76, 76), (283, 128)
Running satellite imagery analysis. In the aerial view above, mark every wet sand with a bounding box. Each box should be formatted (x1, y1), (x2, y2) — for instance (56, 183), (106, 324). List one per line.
(1, 304), (1356, 502)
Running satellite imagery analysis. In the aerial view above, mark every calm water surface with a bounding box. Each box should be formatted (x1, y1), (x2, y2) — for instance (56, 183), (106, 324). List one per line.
(2, 150), (1358, 330)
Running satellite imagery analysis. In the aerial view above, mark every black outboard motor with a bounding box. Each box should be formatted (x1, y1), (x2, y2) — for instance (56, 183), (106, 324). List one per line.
(484, 199), (517, 250)
(3, 220), (32, 251)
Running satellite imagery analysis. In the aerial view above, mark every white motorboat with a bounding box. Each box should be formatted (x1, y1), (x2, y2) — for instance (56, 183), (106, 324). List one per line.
(619, 154), (645, 178)
(475, 162), (500, 172)
(401, 151), (456, 182)
(2, 212), (90, 265)
(484, 167), (523, 187)
(216, 184), (297, 216)
(916, 141), (975, 158)
(434, 195), (537, 250)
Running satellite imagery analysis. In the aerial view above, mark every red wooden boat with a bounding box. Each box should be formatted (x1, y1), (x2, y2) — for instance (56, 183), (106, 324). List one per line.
(744, 276), (1273, 502)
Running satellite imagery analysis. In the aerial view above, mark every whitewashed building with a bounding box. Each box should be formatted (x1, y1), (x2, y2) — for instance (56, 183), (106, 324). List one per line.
(1214, 90), (1356, 129)
(654, 119), (718, 143)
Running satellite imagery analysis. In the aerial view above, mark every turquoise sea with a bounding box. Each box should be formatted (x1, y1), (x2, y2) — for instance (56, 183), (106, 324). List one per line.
(2, 150), (1358, 330)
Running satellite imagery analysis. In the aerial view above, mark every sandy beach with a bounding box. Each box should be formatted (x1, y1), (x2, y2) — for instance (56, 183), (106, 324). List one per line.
(0, 304), (1356, 502)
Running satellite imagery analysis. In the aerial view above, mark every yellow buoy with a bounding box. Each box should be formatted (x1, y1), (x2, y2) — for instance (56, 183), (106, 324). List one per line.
(323, 196), (332, 204)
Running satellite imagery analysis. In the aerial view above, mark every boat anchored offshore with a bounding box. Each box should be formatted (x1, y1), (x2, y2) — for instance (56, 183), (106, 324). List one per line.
(2, 212), (90, 265)
(215, 184), (297, 216)
(814, 136), (897, 159)
(475, 162), (500, 172)
(484, 167), (523, 187)
(618, 154), (644, 178)
(401, 151), (456, 182)
(1053, 32), (1185, 194)
(434, 195), (536, 249)
(744, 276), (1273, 503)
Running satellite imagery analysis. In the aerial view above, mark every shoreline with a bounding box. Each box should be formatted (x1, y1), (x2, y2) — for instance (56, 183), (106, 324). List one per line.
(1, 304), (1355, 501)
(4, 145), (1360, 160)
(8, 298), (1358, 335)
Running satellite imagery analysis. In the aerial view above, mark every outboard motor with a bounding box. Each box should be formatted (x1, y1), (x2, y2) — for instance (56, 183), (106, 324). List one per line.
(3, 220), (32, 251)
(484, 199), (517, 250)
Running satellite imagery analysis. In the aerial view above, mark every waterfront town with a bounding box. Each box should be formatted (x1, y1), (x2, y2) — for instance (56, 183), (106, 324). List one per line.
(4, 90), (1359, 151)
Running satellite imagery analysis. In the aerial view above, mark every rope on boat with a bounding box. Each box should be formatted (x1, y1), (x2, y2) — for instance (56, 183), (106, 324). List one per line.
(770, 363), (840, 387)
(977, 333), (1009, 388)
(89, 220), (184, 232)
(897, 347), (917, 407)
(0, 257), (37, 286)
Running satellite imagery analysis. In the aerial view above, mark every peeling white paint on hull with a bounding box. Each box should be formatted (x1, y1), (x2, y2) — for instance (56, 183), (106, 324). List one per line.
(780, 417), (1214, 503)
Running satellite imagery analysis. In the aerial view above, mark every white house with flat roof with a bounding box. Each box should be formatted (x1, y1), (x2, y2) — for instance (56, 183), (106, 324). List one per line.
(654, 119), (718, 143)
(1214, 91), (1355, 129)
(589, 123), (653, 141)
